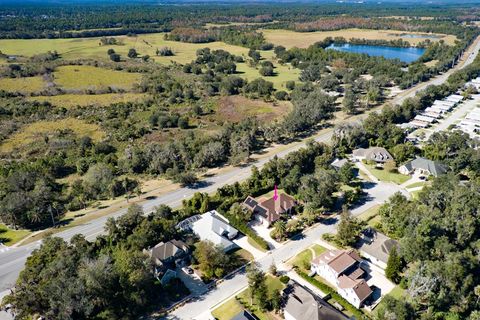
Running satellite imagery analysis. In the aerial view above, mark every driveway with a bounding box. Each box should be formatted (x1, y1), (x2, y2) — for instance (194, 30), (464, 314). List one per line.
(175, 267), (208, 297)
(233, 235), (266, 260)
(249, 221), (281, 249)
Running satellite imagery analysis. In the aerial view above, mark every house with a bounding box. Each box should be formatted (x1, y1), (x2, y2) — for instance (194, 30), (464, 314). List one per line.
(355, 228), (399, 270)
(331, 158), (349, 171)
(176, 210), (238, 251)
(399, 157), (447, 177)
(144, 239), (189, 269)
(230, 310), (257, 320)
(414, 115), (435, 123)
(284, 282), (349, 320)
(311, 249), (373, 308)
(242, 192), (297, 227)
(352, 147), (393, 163)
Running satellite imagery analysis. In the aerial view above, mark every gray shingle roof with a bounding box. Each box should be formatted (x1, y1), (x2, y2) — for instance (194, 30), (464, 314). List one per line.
(409, 157), (447, 176)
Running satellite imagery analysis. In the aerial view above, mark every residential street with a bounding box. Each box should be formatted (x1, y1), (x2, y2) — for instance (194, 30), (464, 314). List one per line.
(167, 179), (408, 320)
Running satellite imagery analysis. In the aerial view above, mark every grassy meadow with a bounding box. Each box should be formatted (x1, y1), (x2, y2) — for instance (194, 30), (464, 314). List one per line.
(0, 76), (45, 93)
(53, 65), (142, 91)
(0, 118), (105, 154)
(27, 92), (147, 108)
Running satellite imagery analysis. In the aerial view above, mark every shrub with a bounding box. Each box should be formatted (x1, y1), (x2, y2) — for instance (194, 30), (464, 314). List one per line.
(274, 90), (289, 101)
(156, 47), (174, 56)
(279, 275), (290, 284)
(285, 80), (295, 90)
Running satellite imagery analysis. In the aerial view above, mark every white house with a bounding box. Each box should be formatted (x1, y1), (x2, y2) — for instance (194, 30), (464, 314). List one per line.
(176, 210), (238, 252)
(311, 249), (372, 308)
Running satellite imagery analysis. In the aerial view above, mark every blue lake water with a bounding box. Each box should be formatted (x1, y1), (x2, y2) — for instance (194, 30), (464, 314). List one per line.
(327, 43), (426, 63)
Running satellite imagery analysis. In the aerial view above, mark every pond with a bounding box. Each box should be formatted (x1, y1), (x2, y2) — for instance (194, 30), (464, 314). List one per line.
(327, 43), (426, 63)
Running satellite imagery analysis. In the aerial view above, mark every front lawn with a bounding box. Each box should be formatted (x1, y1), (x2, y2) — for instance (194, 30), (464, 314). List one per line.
(291, 244), (327, 273)
(211, 296), (244, 320)
(357, 205), (382, 228)
(365, 164), (411, 184)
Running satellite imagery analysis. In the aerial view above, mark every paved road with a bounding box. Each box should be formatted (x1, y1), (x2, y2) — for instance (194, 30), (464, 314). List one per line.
(0, 34), (479, 317)
(168, 180), (408, 320)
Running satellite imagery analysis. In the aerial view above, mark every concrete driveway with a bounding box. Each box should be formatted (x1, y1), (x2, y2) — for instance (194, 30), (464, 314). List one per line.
(249, 221), (281, 249)
(175, 267), (208, 297)
(233, 235), (266, 260)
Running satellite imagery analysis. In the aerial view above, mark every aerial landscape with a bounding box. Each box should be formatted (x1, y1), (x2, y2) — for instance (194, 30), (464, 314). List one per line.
(0, 0), (480, 319)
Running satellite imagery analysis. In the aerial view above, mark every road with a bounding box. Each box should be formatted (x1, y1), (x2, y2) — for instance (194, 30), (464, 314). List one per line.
(0, 34), (479, 317)
(168, 180), (408, 320)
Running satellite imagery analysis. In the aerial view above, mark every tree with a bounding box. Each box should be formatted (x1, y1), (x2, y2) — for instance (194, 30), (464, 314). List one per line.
(338, 162), (355, 185)
(270, 289), (282, 312)
(246, 263), (268, 309)
(271, 220), (287, 241)
(259, 65), (274, 76)
(193, 240), (230, 281)
(342, 88), (358, 115)
(336, 209), (362, 246)
(385, 246), (403, 284)
(127, 48), (138, 58)
(384, 159), (397, 173)
(109, 53), (121, 62)
(269, 263), (277, 276)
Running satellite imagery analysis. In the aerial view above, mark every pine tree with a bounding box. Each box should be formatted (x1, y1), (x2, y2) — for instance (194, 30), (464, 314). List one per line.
(385, 246), (402, 284)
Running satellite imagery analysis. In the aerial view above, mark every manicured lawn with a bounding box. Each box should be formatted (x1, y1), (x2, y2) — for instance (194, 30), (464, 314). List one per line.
(365, 164), (411, 185)
(247, 237), (268, 252)
(405, 181), (429, 189)
(211, 297), (244, 320)
(27, 93), (146, 109)
(291, 244), (327, 273)
(357, 204), (383, 227)
(231, 248), (254, 262)
(0, 224), (31, 246)
(375, 286), (406, 313)
(53, 65), (142, 91)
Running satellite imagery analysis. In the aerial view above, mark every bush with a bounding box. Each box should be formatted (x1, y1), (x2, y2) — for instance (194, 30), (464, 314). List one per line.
(156, 47), (174, 56)
(279, 275), (290, 284)
(259, 66), (274, 77)
(285, 80), (295, 90)
(259, 42), (274, 50)
(274, 90), (289, 101)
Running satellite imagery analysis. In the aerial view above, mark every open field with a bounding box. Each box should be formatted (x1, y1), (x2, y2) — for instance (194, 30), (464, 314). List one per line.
(27, 92), (147, 108)
(0, 76), (45, 93)
(216, 96), (292, 123)
(53, 65), (142, 91)
(236, 62), (300, 90)
(262, 28), (457, 49)
(0, 118), (105, 153)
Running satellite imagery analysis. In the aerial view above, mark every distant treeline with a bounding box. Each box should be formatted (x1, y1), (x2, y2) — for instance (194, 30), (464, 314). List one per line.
(0, 2), (479, 39)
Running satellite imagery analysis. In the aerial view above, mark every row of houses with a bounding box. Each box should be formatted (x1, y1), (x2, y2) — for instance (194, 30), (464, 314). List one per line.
(404, 94), (464, 129)
(351, 146), (447, 177)
(457, 106), (480, 139)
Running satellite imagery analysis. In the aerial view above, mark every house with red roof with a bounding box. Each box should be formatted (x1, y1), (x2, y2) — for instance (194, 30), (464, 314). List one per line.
(242, 192), (297, 227)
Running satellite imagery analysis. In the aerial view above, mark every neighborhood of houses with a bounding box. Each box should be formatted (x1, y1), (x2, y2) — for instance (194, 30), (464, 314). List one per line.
(140, 140), (449, 320)
(401, 80), (480, 142)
